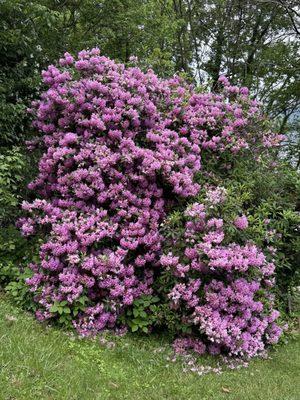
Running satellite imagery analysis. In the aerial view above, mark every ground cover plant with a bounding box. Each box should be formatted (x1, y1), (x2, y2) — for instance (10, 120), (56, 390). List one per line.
(14, 48), (300, 361)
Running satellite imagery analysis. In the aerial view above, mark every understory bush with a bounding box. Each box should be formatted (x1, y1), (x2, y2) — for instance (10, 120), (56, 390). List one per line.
(0, 139), (41, 307)
(0, 147), (26, 223)
(17, 48), (299, 358)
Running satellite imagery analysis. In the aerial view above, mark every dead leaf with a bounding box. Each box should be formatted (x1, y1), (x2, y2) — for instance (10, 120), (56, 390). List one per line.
(222, 387), (232, 393)
(5, 315), (17, 322)
(108, 381), (119, 389)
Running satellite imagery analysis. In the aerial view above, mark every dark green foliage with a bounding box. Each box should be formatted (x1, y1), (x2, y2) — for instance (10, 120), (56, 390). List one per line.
(49, 296), (90, 328)
(0, 1), (63, 146)
(0, 148), (26, 223)
(122, 295), (160, 333)
(226, 160), (300, 296)
(0, 223), (40, 310)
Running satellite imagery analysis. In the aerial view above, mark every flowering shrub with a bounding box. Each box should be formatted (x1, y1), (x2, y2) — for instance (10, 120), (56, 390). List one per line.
(161, 193), (282, 358)
(19, 48), (201, 335)
(19, 48), (285, 356)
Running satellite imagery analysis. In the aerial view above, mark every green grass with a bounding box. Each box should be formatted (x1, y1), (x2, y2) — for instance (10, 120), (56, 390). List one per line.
(0, 295), (299, 400)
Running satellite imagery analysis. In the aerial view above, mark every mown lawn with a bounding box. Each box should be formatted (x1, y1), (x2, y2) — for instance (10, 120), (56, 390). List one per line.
(0, 294), (299, 400)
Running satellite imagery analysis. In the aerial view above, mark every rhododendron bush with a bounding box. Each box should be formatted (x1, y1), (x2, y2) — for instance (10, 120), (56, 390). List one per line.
(19, 48), (285, 358)
(160, 196), (282, 358)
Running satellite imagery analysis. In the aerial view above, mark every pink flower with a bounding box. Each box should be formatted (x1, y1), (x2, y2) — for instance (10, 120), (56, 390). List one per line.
(234, 215), (249, 230)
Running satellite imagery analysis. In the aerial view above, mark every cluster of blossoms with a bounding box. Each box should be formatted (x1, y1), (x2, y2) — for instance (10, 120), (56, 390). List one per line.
(162, 194), (282, 358)
(180, 75), (284, 154)
(19, 49), (283, 353)
(234, 215), (249, 230)
(20, 48), (201, 334)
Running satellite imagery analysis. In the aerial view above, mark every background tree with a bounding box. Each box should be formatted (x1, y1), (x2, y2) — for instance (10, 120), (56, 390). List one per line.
(1, 0), (299, 149)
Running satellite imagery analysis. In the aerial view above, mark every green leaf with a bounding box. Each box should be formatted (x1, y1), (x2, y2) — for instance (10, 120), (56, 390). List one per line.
(50, 305), (58, 313)
(133, 309), (140, 318)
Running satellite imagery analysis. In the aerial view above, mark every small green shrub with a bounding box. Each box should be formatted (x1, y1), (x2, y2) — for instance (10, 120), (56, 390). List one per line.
(0, 225), (40, 312)
(5, 267), (35, 311)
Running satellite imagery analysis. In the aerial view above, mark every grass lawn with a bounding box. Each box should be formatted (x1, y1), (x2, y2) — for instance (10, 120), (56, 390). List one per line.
(0, 294), (299, 400)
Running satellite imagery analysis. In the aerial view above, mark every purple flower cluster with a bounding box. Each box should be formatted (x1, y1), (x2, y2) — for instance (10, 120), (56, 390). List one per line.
(234, 215), (249, 230)
(20, 49), (202, 334)
(20, 49), (283, 350)
(179, 75), (284, 154)
(163, 198), (282, 358)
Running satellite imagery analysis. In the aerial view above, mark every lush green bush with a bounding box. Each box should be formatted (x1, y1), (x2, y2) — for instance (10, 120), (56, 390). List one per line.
(229, 159), (299, 289)
(0, 149), (38, 308)
(0, 145), (39, 310)
(0, 223), (39, 311)
(0, 147), (26, 223)
(0, 1), (66, 146)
